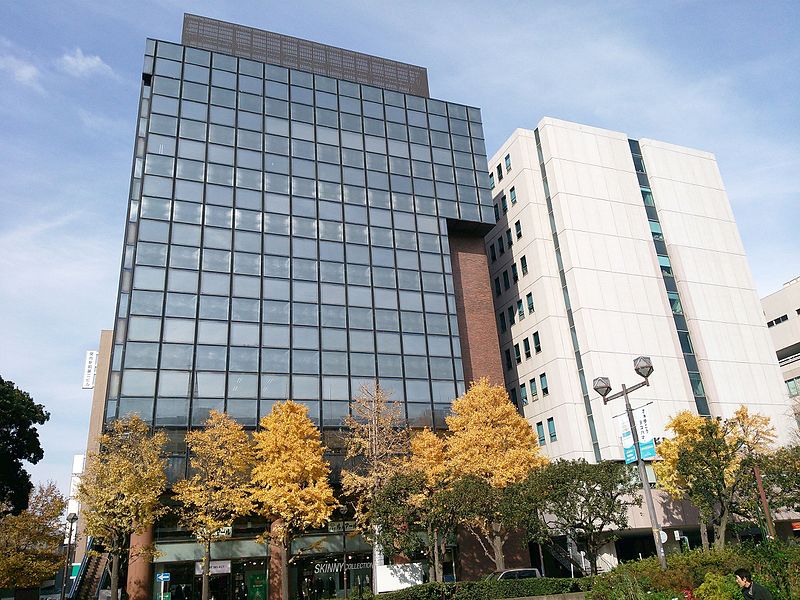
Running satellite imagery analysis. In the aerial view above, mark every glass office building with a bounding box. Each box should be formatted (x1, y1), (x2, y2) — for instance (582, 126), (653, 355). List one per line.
(106, 15), (495, 475)
(97, 16), (528, 598)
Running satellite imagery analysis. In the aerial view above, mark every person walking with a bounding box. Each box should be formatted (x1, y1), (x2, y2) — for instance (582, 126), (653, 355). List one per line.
(734, 568), (773, 600)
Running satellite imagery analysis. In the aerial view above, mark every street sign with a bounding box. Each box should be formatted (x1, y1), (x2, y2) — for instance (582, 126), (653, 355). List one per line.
(156, 573), (170, 582)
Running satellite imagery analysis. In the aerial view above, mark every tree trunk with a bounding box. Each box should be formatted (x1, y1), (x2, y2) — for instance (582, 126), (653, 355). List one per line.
(537, 544), (546, 577)
(433, 529), (443, 583)
(202, 540), (210, 600)
(587, 550), (598, 575)
(427, 525), (436, 582)
(699, 518), (709, 551)
(110, 552), (120, 600)
(490, 524), (505, 571)
(268, 519), (287, 600)
(714, 511), (728, 549)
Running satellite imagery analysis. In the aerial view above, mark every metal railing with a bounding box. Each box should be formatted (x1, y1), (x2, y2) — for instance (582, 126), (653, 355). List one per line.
(67, 537), (93, 599)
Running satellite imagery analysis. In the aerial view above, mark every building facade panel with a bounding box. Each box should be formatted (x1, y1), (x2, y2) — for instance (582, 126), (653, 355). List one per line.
(641, 140), (791, 441)
(486, 117), (795, 463)
(107, 33), (496, 456)
(762, 277), (800, 430)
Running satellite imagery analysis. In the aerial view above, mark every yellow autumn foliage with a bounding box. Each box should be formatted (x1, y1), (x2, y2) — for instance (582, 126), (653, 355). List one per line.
(0, 483), (66, 588)
(653, 410), (705, 498)
(77, 415), (167, 600)
(78, 414), (167, 551)
(172, 411), (255, 543)
(655, 406), (776, 499)
(409, 428), (447, 488)
(446, 378), (547, 488)
(252, 401), (337, 545)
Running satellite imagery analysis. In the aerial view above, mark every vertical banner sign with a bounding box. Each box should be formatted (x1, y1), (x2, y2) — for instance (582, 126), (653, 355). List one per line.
(82, 351), (99, 389)
(615, 405), (657, 464)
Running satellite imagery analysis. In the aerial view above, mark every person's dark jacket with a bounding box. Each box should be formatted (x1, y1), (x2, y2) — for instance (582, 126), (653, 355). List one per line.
(741, 581), (773, 600)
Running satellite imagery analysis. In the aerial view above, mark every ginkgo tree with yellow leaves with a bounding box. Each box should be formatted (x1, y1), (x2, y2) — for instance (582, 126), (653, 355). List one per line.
(369, 379), (547, 575)
(172, 411), (255, 600)
(77, 415), (167, 600)
(654, 406), (775, 549)
(253, 401), (337, 600)
(445, 378), (547, 571)
(371, 428), (456, 582)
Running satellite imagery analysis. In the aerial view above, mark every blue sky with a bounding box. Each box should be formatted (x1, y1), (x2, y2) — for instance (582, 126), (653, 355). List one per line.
(1, 0), (798, 494)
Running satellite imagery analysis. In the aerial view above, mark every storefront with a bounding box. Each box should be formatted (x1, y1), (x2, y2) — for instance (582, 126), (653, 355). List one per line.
(154, 521), (375, 600)
(154, 559), (267, 600)
(289, 554), (372, 600)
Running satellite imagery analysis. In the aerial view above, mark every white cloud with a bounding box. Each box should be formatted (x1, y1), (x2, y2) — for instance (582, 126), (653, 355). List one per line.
(78, 108), (129, 135)
(58, 48), (115, 78)
(0, 53), (43, 91)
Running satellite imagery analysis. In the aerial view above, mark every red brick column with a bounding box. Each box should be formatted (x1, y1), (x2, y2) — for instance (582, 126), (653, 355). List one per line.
(448, 230), (505, 386)
(127, 527), (154, 600)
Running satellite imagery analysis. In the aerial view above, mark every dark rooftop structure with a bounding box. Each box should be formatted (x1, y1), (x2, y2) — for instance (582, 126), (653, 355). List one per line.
(181, 13), (430, 97)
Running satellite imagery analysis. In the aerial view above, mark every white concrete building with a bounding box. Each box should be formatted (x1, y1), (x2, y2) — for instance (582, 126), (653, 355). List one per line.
(485, 118), (793, 463)
(762, 276), (800, 427)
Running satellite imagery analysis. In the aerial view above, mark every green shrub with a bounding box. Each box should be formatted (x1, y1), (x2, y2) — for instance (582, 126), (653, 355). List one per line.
(693, 572), (739, 600)
(372, 576), (589, 600)
(588, 542), (800, 600)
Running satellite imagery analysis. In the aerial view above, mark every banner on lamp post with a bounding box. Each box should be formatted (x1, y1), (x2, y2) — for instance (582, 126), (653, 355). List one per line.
(615, 404), (657, 464)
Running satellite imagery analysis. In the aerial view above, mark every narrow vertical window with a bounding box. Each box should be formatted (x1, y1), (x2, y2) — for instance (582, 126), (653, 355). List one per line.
(505, 153), (512, 171)
(507, 306), (515, 325)
(533, 331), (541, 353)
(496, 164), (503, 182)
(523, 338), (531, 359)
(514, 344), (521, 363)
(489, 172), (495, 189)
(498, 312), (507, 333)
(503, 271), (510, 290)
(501, 195), (508, 213)
(547, 417), (557, 441)
(540, 373), (549, 396)
(489, 243), (497, 262)
(536, 422), (546, 445)
(494, 277), (501, 296)
(511, 264), (519, 282)
(504, 349), (512, 370)
(517, 299), (524, 320)
(520, 255), (528, 275)
(529, 377), (538, 399)
(526, 292), (534, 313)
(498, 236), (505, 254)
(493, 204), (500, 220)
(520, 383), (528, 405)
(505, 228), (513, 247)
(510, 186), (517, 204)
(515, 220), (522, 239)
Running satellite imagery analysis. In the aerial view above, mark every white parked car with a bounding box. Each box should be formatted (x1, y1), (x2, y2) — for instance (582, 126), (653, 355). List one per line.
(485, 568), (542, 580)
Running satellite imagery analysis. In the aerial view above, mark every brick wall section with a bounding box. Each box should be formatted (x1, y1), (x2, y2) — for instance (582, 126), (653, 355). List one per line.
(448, 230), (505, 386)
(449, 230), (530, 579)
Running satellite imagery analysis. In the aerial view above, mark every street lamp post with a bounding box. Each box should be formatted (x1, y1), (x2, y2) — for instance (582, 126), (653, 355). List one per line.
(593, 356), (667, 571)
(60, 512), (79, 600)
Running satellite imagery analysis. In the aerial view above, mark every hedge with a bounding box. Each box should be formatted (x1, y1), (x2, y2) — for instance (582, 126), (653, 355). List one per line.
(351, 577), (590, 600)
(352, 542), (800, 600)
